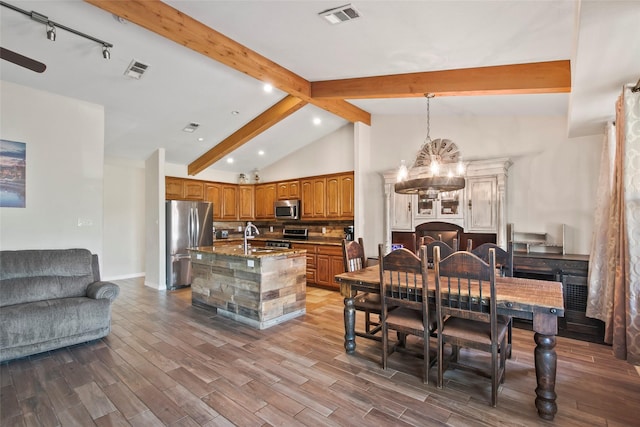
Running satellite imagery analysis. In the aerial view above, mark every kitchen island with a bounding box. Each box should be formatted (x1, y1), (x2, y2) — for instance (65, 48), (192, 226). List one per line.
(189, 246), (307, 329)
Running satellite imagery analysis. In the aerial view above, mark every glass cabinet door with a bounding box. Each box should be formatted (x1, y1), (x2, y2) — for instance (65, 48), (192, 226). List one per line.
(416, 191), (436, 218)
(439, 190), (462, 218)
(415, 190), (463, 220)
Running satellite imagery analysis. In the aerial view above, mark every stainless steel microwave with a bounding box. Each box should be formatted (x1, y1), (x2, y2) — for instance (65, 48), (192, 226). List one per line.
(274, 199), (300, 220)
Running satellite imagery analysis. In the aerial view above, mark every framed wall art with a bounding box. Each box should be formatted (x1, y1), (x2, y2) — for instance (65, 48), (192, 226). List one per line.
(0, 139), (26, 208)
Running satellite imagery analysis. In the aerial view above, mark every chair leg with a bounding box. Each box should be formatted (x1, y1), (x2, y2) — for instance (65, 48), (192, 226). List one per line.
(437, 337), (444, 389)
(423, 331), (430, 384)
(491, 345), (498, 407)
(364, 309), (372, 333)
(382, 323), (388, 370)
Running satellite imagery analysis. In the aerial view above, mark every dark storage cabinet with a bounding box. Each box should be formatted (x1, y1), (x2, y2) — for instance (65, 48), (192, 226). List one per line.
(513, 253), (605, 343)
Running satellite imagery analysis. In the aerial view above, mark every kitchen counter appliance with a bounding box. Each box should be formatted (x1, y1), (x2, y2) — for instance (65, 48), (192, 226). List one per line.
(275, 199), (300, 220)
(283, 228), (308, 240)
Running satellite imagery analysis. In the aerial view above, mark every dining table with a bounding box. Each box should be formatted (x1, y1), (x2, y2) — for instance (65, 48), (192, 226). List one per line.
(335, 265), (565, 421)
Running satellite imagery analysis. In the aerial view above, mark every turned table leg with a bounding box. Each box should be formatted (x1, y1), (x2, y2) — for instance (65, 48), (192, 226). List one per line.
(344, 296), (356, 353)
(534, 332), (558, 420)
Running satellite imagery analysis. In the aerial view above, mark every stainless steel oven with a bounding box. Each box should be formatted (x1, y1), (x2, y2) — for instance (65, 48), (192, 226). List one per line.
(274, 199), (300, 220)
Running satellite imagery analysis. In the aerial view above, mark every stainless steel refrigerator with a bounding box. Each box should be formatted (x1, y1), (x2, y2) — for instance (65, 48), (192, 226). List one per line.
(166, 200), (213, 289)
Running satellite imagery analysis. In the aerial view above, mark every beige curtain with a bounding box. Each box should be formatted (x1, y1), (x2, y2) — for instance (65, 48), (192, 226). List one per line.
(587, 85), (640, 364)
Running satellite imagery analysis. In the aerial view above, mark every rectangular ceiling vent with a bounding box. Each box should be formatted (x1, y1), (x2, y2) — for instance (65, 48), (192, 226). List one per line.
(319, 4), (361, 24)
(182, 122), (200, 133)
(124, 60), (149, 79)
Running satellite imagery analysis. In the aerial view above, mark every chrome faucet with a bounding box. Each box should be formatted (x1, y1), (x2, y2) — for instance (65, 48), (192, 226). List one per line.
(243, 221), (260, 254)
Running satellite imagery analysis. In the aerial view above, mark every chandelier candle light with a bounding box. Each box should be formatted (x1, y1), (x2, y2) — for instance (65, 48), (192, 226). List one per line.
(395, 94), (466, 197)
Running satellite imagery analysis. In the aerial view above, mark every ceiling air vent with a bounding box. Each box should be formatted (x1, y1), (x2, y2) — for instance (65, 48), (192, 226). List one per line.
(182, 122), (200, 133)
(319, 4), (361, 24)
(124, 59), (149, 79)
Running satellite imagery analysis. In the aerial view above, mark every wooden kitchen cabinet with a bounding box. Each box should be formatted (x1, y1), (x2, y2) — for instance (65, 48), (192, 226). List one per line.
(165, 177), (204, 200)
(255, 183), (276, 219)
(326, 172), (354, 219)
(183, 180), (204, 200)
(277, 180), (300, 200)
(293, 243), (317, 285)
(165, 177), (184, 200)
(238, 185), (254, 220)
(315, 245), (344, 290)
(300, 177), (326, 219)
(206, 182), (237, 220)
(205, 183), (222, 218)
(221, 185), (238, 220)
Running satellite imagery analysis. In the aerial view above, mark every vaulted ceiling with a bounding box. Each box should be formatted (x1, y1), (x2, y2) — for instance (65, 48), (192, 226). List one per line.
(1, 1), (638, 175)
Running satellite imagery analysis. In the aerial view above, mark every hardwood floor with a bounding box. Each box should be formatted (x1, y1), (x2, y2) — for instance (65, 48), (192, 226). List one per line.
(1, 277), (639, 426)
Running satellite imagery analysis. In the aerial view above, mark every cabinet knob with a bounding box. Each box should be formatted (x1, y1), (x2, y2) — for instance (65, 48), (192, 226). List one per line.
(468, 200), (472, 210)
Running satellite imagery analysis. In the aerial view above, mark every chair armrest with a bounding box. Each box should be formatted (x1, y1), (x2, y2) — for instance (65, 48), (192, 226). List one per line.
(87, 281), (120, 302)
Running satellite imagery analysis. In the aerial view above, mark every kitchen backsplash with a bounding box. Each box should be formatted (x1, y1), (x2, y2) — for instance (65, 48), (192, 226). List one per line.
(213, 220), (353, 240)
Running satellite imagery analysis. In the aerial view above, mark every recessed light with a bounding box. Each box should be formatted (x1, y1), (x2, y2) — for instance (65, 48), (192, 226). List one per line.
(226, 158), (234, 164)
(263, 84), (273, 93)
(231, 110), (240, 115)
(313, 117), (322, 125)
(197, 137), (204, 142)
(258, 150), (265, 156)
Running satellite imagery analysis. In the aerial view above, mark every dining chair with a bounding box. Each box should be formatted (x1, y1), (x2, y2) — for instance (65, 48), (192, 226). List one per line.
(425, 240), (456, 267)
(471, 241), (514, 358)
(342, 238), (383, 341)
(434, 246), (509, 407)
(378, 244), (434, 383)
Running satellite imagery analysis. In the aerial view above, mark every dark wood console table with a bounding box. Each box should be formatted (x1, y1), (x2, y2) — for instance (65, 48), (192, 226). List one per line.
(513, 253), (604, 343)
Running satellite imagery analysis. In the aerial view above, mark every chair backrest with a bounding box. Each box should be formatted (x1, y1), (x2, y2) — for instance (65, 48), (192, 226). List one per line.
(378, 244), (428, 315)
(342, 238), (366, 272)
(471, 242), (513, 277)
(425, 240), (456, 266)
(434, 246), (497, 326)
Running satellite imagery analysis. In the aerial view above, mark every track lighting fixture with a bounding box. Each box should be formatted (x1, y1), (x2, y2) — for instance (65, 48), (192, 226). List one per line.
(46, 23), (56, 41)
(1, 1), (113, 59)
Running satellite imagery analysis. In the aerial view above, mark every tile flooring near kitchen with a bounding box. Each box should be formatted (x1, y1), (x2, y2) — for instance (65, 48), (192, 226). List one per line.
(1, 277), (639, 426)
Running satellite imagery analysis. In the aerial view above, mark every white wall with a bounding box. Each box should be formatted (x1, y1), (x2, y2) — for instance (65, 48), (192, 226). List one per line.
(367, 115), (602, 255)
(259, 124), (354, 182)
(103, 157), (146, 280)
(0, 81), (104, 257)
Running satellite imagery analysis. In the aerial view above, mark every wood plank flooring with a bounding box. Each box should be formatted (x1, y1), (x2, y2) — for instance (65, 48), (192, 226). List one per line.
(2, 277), (639, 426)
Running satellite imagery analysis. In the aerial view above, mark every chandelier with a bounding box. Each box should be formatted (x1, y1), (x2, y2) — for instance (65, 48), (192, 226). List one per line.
(395, 94), (465, 196)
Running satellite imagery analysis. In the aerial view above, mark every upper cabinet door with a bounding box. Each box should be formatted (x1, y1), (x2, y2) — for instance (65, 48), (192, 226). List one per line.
(221, 185), (238, 220)
(466, 177), (497, 232)
(205, 183), (222, 219)
(339, 174), (354, 217)
(166, 177), (184, 200)
(255, 183), (276, 219)
(325, 176), (340, 217)
(238, 185), (254, 220)
(183, 180), (204, 200)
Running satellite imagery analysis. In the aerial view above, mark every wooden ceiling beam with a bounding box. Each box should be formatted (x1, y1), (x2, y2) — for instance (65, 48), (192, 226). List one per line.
(84, 0), (370, 125)
(188, 95), (307, 175)
(311, 60), (571, 99)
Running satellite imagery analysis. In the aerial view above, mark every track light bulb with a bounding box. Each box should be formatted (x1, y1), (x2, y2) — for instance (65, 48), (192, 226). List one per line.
(46, 24), (56, 41)
(102, 45), (110, 60)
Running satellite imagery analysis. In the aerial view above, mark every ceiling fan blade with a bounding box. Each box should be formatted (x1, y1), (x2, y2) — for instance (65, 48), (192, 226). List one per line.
(0, 47), (46, 73)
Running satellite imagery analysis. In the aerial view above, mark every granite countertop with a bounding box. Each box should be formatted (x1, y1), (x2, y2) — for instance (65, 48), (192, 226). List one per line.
(212, 237), (342, 247)
(190, 245), (307, 258)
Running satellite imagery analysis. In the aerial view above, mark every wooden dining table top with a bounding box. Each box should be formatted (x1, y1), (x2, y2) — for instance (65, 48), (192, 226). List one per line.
(335, 265), (565, 316)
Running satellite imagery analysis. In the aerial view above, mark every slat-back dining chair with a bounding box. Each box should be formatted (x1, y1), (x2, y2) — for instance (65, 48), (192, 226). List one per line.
(342, 238), (382, 341)
(434, 246), (509, 407)
(425, 240), (456, 268)
(378, 244), (433, 383)
(471, 242), (514, 357)
(416, 235), (437, 254)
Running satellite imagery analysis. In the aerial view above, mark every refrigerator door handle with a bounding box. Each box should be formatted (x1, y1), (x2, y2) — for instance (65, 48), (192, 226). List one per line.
(194, 208), (200, 247)
(188, 207), (193, 248)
